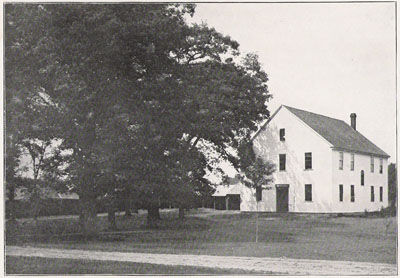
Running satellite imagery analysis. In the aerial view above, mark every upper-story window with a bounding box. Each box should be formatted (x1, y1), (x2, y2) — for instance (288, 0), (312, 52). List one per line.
(279, 154), (286, 171)
(339, 152), (344, 170)
(350, 154), (354, 171)
(370, 156), (374, 173)
(379, 158), (383, 174)
(279, 128), (285, 141)
(305, 152), (312, 170)
(361, 170), (364, 186)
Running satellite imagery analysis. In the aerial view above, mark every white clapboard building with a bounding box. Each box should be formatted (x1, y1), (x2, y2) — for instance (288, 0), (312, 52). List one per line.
(215, 105), (390, 213)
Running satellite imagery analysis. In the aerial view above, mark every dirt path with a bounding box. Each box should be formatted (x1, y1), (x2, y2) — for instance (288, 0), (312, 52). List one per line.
(6, 246), (397, 275)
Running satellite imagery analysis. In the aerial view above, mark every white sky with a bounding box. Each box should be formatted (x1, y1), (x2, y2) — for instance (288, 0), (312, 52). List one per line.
(188, 2), (396, 163)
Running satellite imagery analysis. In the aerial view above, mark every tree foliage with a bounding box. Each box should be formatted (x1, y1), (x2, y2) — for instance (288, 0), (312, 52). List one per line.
(237, 142), (276, 194)
(388, 163), (397, 210)
(5, 4), (272, 228)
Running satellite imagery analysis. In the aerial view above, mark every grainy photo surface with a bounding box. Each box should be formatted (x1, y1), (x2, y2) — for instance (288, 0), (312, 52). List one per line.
(4, 2), (397, 275)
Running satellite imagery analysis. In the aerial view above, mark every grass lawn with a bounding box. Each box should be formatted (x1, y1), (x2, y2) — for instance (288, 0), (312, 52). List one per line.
(6, 209), (397, 267)
(6, 256), (269, 274)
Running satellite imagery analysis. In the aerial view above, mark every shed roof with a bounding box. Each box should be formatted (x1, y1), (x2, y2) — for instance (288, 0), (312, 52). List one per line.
(213, 182), (242, 197)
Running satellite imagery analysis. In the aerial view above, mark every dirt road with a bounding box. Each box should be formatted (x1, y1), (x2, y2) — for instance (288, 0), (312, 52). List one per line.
(6, 246), (397, 275)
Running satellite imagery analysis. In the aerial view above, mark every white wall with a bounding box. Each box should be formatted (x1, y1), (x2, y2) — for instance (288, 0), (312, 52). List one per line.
(239, 181), (276, 211)
(249, 106), (334, 213)
(331, 150), (389, 212)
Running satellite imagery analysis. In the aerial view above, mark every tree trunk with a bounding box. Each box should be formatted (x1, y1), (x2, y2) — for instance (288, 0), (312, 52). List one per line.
(8, 186), (16, 222)
(108, 209), (117, 230)
(79, 197), (99, 238)
(125, 207), (132, 217)
(107, 199), (118, 230)
(132, 203), (139, 214)
(256, 201), (259, 243)
(31, 192), (40, 221)
(124, 193), (132, 216)
(147, 205), (160, 228)
(178, 206), (185, 220)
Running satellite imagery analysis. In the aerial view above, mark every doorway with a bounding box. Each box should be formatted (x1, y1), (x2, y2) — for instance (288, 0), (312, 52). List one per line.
(276, 185), (289, 213)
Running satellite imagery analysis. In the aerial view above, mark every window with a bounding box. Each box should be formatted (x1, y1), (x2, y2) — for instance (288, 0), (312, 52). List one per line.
(305, 152), (312, 169)
(380, 187), (383, 202)
(351, 154), (354, 171)
(279, 154), (286, 171)
(339, 152), (343, 170)
(371, 186), (375, 202)
(256, 186), (262, 201)
(339, 184), (343, 202)
(350, 185), (355, 202)
(305, 184), (312, 201)
(361, 170), (364, 186)
(279, 128), (285, 141)
(370, 156), (374, 173)
(379, 159), (383, 174)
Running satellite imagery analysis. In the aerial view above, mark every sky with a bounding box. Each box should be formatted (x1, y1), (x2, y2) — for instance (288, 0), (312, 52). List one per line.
(188, 2), (396, 163)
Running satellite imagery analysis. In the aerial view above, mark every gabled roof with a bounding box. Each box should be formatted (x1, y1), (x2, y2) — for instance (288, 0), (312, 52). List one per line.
(254, 105), (389, 158)
(213, 182), (242, 197)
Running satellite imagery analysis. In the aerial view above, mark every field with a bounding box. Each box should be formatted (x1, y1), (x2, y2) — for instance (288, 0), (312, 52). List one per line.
(6, 208), (397, 274)
(6, 256), (266, 274)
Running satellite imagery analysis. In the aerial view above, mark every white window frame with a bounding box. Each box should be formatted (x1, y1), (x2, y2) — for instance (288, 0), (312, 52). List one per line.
(370, 156), (374, 173)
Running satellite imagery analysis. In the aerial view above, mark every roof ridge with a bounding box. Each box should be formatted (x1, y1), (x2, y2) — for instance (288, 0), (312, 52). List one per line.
(283, 105), (344, 122)
(280, 105), (389, 158)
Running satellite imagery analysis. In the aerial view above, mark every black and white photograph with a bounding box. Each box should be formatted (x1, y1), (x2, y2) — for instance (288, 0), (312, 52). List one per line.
(4, 1), (397, 275)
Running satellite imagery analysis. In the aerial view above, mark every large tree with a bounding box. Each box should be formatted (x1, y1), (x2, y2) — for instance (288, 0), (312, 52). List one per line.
(5, 4), (272, 232)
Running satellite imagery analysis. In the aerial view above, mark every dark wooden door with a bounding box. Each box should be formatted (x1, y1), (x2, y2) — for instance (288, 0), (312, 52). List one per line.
(227, 194), (240, 210)
(276, 186), (289, 213)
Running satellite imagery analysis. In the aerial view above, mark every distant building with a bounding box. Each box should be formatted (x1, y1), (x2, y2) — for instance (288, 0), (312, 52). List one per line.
(215, 105), (390, 213)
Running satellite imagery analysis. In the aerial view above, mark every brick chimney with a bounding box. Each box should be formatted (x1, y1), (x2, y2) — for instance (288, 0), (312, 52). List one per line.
(350, 113), (357, 130)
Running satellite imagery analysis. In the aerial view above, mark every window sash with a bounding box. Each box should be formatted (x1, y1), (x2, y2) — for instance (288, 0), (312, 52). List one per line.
(279, 154), (286, 171)
(350, 154), (354, 171)
(305, 152), (312, 169)
(371, 157), (374, 173)
(339, 152), (343, 170)
(350, 185), (355, 202)
(371, 186), (375, 202)
(279, 129), (285, 141)
(256, 187), (262, 201)
(361, 170), (364, 186)
(305, 184), (312, 201)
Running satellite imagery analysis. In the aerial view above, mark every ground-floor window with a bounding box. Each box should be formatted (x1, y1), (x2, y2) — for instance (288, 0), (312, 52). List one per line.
(256, 187), (262, 201)
(305, 184), (312, 201)
(350, 185), (355, 202)
(339, 184), (343, 202)
(371, 186), (375, 202)
(380, 186), (383, 202)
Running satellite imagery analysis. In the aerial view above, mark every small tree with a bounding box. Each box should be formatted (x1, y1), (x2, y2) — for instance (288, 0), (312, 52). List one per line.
(238, 143), (275, 242)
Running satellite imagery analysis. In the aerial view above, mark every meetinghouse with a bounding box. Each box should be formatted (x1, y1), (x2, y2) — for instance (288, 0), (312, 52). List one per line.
(214, 105), (390, 213)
